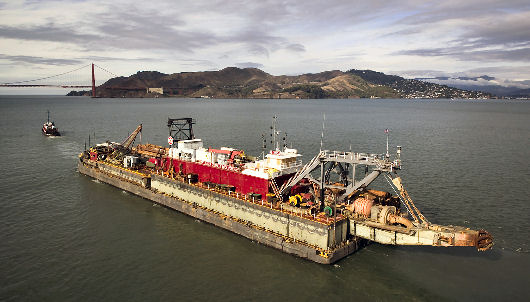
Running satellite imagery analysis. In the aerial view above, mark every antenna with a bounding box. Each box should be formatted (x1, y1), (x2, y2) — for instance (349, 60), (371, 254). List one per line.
(261, 134), (266, 149)
(385, 128), (390, 158)
(272, 115), (276, 151)
(320, 113), (326, 151)
(271, 115), (280, 151)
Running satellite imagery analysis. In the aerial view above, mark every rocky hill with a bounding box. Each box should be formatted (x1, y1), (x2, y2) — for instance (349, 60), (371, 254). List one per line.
(72, 67), (492, 99)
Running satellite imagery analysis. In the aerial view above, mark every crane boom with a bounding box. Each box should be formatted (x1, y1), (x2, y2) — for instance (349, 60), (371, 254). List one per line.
(121, 124), (142, 149)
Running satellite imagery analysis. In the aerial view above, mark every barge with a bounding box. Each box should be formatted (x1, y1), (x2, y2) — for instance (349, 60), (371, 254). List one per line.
(78, 118), (493, 264)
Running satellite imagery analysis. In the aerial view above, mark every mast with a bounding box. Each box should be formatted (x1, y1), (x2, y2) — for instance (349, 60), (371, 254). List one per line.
(385, 128), (390, 158)
(320, 113), (326, 152)
(271, 115), (279, 151)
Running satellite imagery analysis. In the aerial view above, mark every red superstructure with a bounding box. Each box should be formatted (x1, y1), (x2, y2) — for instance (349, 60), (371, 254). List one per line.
(158, 138), (302, 200)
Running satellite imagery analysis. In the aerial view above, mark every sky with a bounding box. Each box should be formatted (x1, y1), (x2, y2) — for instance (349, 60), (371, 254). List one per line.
(0, 0), (529, 94)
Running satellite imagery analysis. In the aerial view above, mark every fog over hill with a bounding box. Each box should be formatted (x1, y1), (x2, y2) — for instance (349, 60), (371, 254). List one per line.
(398, 72), (530, 98)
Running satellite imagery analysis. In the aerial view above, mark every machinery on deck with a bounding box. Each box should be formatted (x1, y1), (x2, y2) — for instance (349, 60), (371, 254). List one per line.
(82, 124), (143, 167)
(278, 147), (493, 251)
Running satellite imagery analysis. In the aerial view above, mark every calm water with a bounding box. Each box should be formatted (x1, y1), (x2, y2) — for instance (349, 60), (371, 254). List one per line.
(1, 96), (529, 301)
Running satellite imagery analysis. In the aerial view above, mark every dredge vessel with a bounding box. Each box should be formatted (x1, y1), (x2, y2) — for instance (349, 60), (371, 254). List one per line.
(78, 117), (493, 264)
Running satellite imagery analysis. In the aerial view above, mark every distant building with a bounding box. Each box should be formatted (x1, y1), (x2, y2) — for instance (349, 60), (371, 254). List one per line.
(147, 87), (163, 94)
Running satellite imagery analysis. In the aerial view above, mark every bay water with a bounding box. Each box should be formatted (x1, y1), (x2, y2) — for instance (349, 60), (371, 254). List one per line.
(1, 96), (529, 301)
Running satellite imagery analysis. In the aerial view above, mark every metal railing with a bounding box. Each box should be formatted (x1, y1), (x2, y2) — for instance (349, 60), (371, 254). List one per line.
(279, 159), (303, 169)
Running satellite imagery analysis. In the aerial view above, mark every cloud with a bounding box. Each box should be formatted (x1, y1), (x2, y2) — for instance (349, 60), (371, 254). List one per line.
(197, 0), (395, 29)
(0, 2), (308, 62)
(458, 12), (530, 48)
(399, 0), (530, 25)
(83, 56), (159, 62)
(395, 47), (530, 62)
(235, 62), (264, 69)
(0, 23), (99, 44)
(0, 54), (82, 65)
(387, 4), (530, 64)
(392, 67), (530, 89)
(0, 53), (161, 66)
(467, 65), (530, 76)
(285, 43), (306, 52)
(0, 0), (529, 89)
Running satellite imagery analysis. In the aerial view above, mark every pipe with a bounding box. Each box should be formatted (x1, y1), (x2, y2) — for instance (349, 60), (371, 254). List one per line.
(387, 214), (413, 229)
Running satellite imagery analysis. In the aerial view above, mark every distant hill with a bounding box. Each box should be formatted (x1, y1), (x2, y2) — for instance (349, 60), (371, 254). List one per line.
(435, 84), (530, 98)
(69, 67), (493, 99)
(348, 70), (491, 99)
(411, 75), (530, 98)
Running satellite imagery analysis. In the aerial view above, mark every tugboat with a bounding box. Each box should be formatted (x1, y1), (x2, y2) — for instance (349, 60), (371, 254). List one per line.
(42, 110), (60, 136)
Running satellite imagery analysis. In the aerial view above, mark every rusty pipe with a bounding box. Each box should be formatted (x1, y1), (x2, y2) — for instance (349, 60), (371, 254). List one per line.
(387, 214), (413, 228)
(476, 229), (494, 251)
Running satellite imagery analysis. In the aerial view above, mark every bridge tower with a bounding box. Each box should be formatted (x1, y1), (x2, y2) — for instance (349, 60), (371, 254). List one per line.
(91, 63), (96, 97)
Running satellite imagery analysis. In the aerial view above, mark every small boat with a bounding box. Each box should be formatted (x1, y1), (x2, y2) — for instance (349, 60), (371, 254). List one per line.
(42, 110), (61, 136)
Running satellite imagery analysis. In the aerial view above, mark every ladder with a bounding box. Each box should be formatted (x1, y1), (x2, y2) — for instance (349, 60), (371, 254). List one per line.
(269, 176), (282, 201)
(279, 151), (323, 194)
(385, 173), (430, 225)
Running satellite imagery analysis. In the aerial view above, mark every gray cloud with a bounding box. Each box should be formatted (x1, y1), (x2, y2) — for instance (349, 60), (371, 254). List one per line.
(460, 48), (530, 62)
(447, 10), (530, 52)
(392, 67), (530, 89)
(466, 65), (530, 86)
(0, 54), (82, 65)
(173, 58), (217, 70)
(396, 47), (530, 62)
(512, 79), (530, 86)
(1, 0), (529, 85)
(383, 2), (530, 66)
(83, 56), (159, 62)
(0, 53), (161, 66)
(0, 23), (100, 43)
(196, 0), (393, 28)
(285, 43), (305, 52)
(0, 3), (306, 59)
(467, 65), (530, 75)
(399, 1), (530, 25)
(91, 6), (219, 52)
(235, 62), (264, 69)
(246, 45), (270, 57)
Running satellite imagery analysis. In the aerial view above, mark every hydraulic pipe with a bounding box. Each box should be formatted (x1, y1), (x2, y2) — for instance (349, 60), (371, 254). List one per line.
(387, 214), (413, 228)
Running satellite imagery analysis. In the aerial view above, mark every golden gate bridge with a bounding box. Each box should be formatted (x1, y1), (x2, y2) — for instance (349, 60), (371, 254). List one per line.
(0, 63), (118, 97)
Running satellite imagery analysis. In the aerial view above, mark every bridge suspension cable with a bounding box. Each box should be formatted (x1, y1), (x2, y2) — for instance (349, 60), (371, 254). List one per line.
(1, 63), (92, 85)
(0, 63), (119, 95)
(93, 64), (119, 78)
